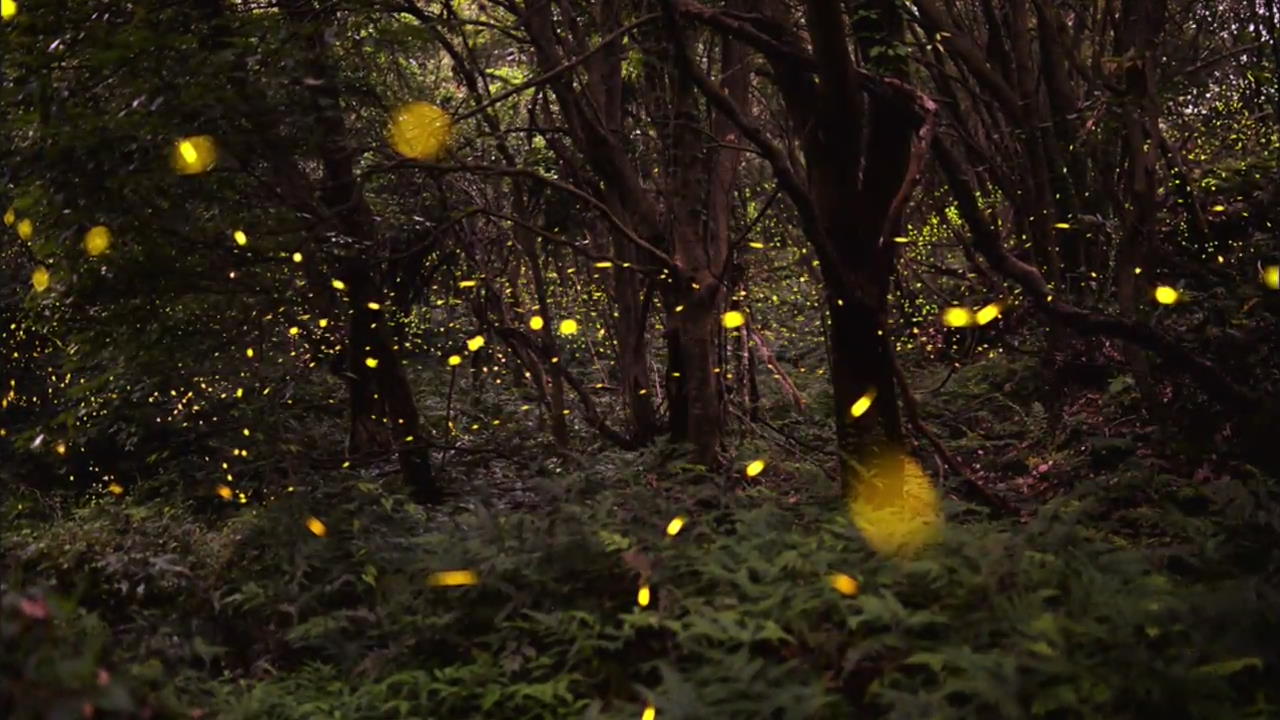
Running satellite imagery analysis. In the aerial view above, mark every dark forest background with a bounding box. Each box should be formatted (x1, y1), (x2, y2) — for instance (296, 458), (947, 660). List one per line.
(3, 0), (1280, 717)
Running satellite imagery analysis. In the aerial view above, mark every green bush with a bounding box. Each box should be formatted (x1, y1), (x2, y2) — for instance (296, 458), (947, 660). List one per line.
(5, 461), (1277, 719)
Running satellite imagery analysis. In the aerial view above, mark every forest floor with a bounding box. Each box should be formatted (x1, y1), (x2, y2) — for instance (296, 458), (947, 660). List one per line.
(4, 348), (1280, 719)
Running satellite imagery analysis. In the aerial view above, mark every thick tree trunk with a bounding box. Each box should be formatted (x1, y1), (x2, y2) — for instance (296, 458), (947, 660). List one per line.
(1116, 0), (1165, 412)
(614, 269), (659, 445)
(663, 0), (936, 479)
(344, 261), (435, 499)
(281, 0), (434, 499)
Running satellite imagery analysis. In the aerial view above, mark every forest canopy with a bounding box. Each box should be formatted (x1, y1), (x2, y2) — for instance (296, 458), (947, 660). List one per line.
(2, 0), (1280, 717)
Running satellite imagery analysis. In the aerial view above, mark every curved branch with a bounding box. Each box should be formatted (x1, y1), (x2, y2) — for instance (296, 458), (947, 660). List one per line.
(933, 137), (1255, 409)
(371, 160), (675, 267)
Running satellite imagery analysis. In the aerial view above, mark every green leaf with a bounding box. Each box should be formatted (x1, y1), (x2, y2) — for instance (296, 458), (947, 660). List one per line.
(1192, 657), (1262, 676)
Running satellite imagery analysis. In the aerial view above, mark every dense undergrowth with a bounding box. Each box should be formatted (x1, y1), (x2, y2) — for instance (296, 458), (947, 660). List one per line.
(5, 345), (1280, 719)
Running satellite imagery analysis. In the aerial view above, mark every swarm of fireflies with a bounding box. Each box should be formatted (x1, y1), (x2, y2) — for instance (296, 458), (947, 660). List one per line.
(388, 102), (453, 161)
(848, 451), (943, 556)
(171, 135), (217, 175)
(427, 569), (478, 587)
(83, 226), (112, 256)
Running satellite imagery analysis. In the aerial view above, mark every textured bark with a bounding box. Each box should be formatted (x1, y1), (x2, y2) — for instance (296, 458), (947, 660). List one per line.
(280, 0), (434, 499)
(1115, 0), (1166, 412)
(666, 0), (937, 476)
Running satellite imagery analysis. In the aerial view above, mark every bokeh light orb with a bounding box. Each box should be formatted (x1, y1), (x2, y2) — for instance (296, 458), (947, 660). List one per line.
(388, 102), (453, 161)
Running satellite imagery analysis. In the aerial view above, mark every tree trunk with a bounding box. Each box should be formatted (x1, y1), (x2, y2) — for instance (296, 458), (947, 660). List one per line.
(1116, 0), (1165, 412)
(281, 0), (434, 499)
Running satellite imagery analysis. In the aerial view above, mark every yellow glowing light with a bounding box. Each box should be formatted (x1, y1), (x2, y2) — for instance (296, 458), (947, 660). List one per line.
(641, 704), (656, 720)
(529, 315), (545, 331)
(637, 584), (651, 607)
(722, 310), (746, 329)
(2, 207), (14, 225)
(427, 569), (479, 587)
(245, 347), (255, 358)
(364, 356), (379, 368)
(1052, 222), (1071, 229)
(849, 451), (943, 556)
(466, 335), (485, 352)
(850, 387), (877, 418)
(16, 218), (33, 241)
(332, 279), (347, 291)
(892, 236), (911, 243)
(171, 135), (217, 175)
(559, 319), (579, 335)
(107, 483), (124, 495)
(388, 101), (453, 161)
(288, 326), (300, 336)
(447, 354), (462, 366)
(31, 265), (49, 292)
(1262, 265), (1279, 290)
(83, 226), (112, 256)
(594, 261), (613, 268)
(318, 318), (329, 328)
(291, 252), (303, 263)
(233, 229), (248, 246)
(941, 306), (975, 327)
(829, 572), (859, 596)
(366, 302), (381, 310)
(665, 516), (686, 536)
(974, 302), (1003, 325)
(54, 441), (67, 456)
(1210, 204), (1226, 212)
(745, 459), (766, 477)
(1154, 285), (1180, 305)
(0, 1), (15, 22)
(458, 279), (477, 288)
(216, 484), (233, 500)
(306, 516), (327, 537)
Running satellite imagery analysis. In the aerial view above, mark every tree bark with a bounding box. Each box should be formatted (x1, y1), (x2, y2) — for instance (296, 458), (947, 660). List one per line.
(280, 0), (434, 499)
